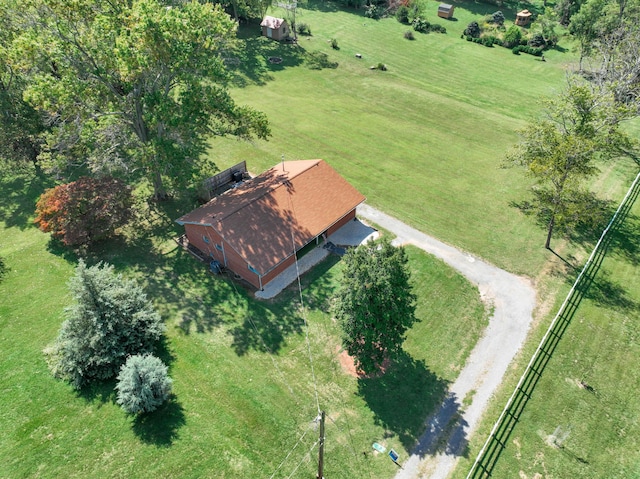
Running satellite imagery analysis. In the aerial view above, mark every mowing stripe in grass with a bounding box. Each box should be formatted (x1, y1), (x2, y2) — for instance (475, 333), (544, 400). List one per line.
(467, 170), (640, 479)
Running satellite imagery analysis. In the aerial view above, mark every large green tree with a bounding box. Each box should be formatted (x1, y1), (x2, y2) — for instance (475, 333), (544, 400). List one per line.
(332, 238), (418, 375)
(0, 1), (46, 168)
(44, 261), (165, 389)
(570, 0), (640, 104)
(508, 82), (635, 249)
(8, 0), (270, 198)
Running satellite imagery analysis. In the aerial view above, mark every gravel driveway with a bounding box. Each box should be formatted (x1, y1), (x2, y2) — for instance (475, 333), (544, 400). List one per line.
(356, 204), (536, 479)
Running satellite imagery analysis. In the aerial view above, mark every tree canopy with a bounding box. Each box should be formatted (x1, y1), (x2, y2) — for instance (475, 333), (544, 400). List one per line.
(507, 82), (636, 249)
(332, 238), (418, 375)
(0, 1), (46, 168)
(116, 354), (173, 415)
(34, 176), (133, 246)
(44, 261), (165, 389)
(4, 0), (270, 198)
(570, 0), (640, 105)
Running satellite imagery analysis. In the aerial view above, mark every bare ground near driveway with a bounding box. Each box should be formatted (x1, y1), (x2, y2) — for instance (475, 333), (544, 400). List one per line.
(356, 204), (537, 479)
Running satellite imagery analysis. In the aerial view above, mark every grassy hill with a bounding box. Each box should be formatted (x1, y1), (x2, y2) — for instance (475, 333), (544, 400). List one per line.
(1, 1), (639, 478)
(213, 0), (584, 275)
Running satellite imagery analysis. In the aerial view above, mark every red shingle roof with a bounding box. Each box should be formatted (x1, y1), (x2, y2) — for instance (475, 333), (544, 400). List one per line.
(177, 160), (365, 274)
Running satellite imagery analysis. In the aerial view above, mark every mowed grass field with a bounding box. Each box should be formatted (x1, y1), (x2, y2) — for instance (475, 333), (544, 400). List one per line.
(0, 164), (488, 479)
(452, 181), (640, 479)
(2, 1), (639, 478)
(213, 0), (583, 276)
(211, 2), (640, 477)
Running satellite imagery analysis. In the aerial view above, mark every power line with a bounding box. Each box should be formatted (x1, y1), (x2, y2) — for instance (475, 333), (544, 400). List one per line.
(286, 439), (319, 479)
(284, 179), (321, 415)
(290, 226), (321, 415)
(269, 421), (315, 479)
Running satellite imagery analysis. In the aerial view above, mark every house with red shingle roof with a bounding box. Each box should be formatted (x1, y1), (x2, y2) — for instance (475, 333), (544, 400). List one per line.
(176, 160), (365, 290)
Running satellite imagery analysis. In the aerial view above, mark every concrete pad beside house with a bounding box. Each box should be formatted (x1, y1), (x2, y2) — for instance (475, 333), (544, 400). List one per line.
(255, 218), (378, 299)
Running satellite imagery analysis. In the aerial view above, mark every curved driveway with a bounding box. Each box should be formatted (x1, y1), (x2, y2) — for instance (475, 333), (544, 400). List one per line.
(356, 204), (536, 479)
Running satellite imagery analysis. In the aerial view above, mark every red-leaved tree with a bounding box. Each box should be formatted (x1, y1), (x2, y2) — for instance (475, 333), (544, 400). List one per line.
(34, 177), (133, 246)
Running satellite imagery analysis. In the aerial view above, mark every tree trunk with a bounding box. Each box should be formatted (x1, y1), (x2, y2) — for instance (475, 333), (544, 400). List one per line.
(131, 93), (167, 201)
(545, 214), (555, 249)
(152, 170), (168, 201)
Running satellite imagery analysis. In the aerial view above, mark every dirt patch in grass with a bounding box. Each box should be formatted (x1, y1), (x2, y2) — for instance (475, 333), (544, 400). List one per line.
(337, 347), (390, 378)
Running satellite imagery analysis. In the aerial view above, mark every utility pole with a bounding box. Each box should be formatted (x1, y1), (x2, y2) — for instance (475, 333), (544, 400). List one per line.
(317, 411), (325, 479)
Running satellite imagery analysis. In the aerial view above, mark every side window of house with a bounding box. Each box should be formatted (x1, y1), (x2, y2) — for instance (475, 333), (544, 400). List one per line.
(248, 265), (259, 275)
(216, 244), (223, 251)
(203, 235), (210, 244)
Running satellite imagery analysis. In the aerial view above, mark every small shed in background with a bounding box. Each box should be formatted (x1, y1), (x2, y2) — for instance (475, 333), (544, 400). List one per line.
(515, 9), (532, 26)
(260, 16), (290, 41)
(437, 3), (455, 18)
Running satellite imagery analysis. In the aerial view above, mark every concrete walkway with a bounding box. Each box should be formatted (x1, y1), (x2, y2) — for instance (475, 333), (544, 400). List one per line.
(356, 204), (537, 479)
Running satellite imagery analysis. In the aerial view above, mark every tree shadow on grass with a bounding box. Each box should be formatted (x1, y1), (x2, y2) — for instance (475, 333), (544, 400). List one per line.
(509, 193), (615, 250)
(0, 164), (54, 230)
(305, 51), (339, 70)
(228, 307), (304, 356)
(132, 395), (186, 447)
(413, 391), (470, 458)
(301, 0), (344, 13)
(228, 253), (341, 356)
(76, 378), (117, 407)
(177, 301), (230, 335)
(577, 268), (639, 312)
(226, 28), (306, 87)
(606, 212), (640, 267)
(357, 350), (450, 450)
(225, 24), (339, 88)
(45, 236), (80, 263)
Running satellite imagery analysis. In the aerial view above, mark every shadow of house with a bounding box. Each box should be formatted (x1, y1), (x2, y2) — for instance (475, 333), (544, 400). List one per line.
(176, 160), (365, 291)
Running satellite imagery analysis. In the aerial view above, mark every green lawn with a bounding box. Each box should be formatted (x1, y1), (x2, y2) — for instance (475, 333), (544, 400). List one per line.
(2, 1), (639, 478)
(0, 162), (488, 478)
(212, 0), (581, 276)
(452, 178), (640, 479)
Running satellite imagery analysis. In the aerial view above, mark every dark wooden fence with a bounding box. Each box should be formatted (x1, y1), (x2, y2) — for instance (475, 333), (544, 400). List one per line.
(201, 161), (247, 201)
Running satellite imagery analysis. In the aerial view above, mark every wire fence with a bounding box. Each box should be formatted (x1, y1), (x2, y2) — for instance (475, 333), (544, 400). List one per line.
(467, 171), (640, 479)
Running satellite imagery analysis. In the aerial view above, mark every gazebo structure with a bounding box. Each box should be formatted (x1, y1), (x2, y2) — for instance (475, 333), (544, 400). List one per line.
(437, 3), (455, 19)
(515, 9), (532, 26)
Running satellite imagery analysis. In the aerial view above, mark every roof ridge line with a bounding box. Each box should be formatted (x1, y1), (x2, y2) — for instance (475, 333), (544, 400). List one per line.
(214, 160), (321, 224)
